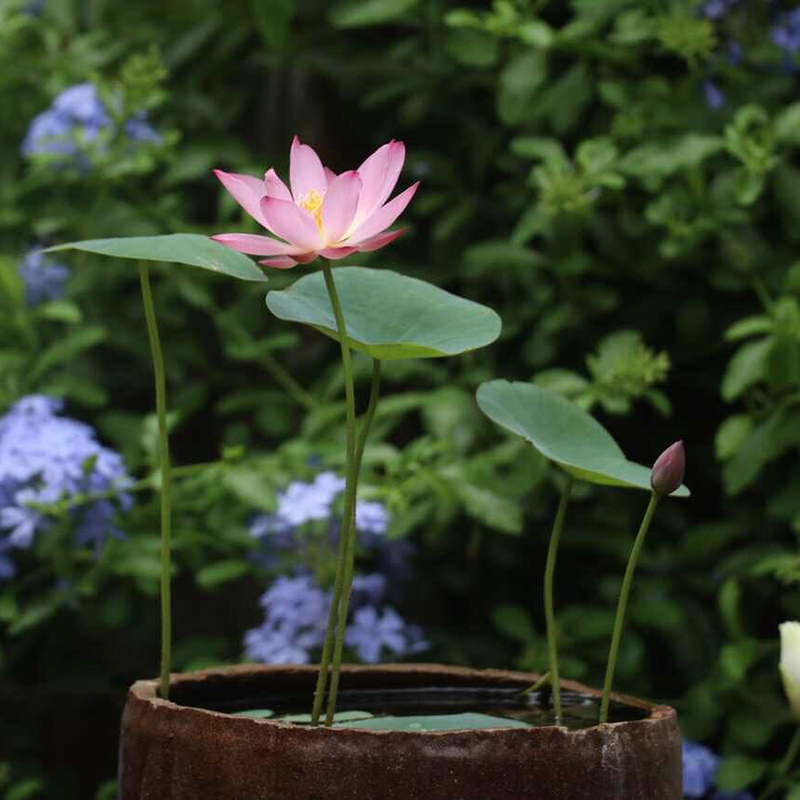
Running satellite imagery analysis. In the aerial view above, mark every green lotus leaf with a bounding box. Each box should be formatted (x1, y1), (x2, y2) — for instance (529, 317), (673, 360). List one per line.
(47, 234), (268, 282)
(265, 267), (501, 360)
(335, 712), (531, 731)
(476, 380), (689, 496)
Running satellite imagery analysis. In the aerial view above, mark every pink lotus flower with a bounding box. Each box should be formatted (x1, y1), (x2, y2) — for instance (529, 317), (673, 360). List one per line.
(211, 137), (419, 269)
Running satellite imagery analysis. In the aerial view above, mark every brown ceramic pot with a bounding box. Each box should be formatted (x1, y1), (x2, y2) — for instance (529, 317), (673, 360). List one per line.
(119, 663), (681, 800)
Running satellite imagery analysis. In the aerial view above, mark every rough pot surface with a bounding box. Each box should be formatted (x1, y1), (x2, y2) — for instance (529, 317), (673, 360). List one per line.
(118, 663), (682, 800)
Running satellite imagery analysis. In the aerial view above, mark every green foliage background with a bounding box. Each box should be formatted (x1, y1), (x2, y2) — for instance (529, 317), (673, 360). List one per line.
(2, 0), (800, 796)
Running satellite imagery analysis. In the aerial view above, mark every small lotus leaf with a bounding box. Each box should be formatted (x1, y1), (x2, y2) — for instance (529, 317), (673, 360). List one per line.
(476, 380), (689, 496)
(47, 234), (269, 282)
(335, 712), (531, 731)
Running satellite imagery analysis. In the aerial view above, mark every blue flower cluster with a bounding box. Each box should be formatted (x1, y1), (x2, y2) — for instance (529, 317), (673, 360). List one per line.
(700, 0), (739, 20)
(698, 1), (800, 109)
(772, 5), (800, 55)
(22, 83), (160, 168)
(682, 740), (754, 799)
(17, 249), (70, 306)
(244, 471), (426, 665)
(0, 396), (133, 580)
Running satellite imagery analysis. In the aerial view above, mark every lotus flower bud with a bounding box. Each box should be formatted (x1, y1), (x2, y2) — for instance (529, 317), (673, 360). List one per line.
(780, 621), (800, 723)
(650, 440), (685, 496)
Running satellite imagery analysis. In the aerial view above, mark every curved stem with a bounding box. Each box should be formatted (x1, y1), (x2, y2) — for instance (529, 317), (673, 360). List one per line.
(757, 728), (800, 800)
(325, 359), (382, 725)
(544, 473), (573, 720)
(600, 491), (660, 723)
(311, 260), (358, 725)
(138, 264), (173, 701)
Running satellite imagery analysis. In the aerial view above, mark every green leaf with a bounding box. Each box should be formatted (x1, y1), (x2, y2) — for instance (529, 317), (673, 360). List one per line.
(32, 325), (106, 379)
(281, 710), (373, 724)
(724, 315), (773, 341)
(620, 134), (724, 180)
(35, 300), (83, 324)
(266, 267), (501, 360)
(445, 28), (499, 67)
(336, 713), (531, 731)
(251, 0), (294, 52)
(715, 415), (752, 460)
(330, 0), (419, 27)
(492, 604), (535, 642)
(196, 560), (251, 589)
(787, 785), (800, 800)
(454, 482), (523, 534)
(46, 234), (269, 282)
(6, 779), (45, 800)
(715, 755), (767, 791)
(233, 708), (275, 718)
(721, 338), (772, 401)
(476, 380), (689, 495)
(497, 51), (547, 126)
(774, 102), (800, 144)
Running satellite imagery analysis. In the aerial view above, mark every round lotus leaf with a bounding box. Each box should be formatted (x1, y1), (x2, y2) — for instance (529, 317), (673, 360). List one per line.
(334, 712), (531, 731)
(265, 267), (501, 360)
(476, 380), (689, 496)
(47, 234), (269, 282)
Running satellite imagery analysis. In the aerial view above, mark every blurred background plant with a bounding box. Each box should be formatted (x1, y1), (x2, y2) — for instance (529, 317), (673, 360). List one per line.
(2, 0), (800, 796)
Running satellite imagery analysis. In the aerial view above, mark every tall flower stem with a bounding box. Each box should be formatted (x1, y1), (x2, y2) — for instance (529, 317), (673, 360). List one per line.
(544, 473), (573, 720)
(138, 263), (173, 701)
(311, 260), (358, 725)
(326, 358), (382, 725)
(600, 491), (660, 723)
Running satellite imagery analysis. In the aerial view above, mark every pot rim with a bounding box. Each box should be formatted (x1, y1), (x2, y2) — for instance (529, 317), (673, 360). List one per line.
(127, 662), (676, 737)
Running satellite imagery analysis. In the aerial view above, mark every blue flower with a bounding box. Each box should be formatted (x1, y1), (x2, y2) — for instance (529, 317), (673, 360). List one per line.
(709, 791), (754, 800)
(18, 249), (70, 306)
(21, 82), (160, 167)
(682, 740), (719, 797)
(355, 500), (389, 534)
(351, 573), (388, 606)
(772, 5), (800, 54)
(0, 395), (132, 576)
(345, 606), (428, 664)
(700, 0), (739, 19)
(703, 79), (727, 110)
(243, 575), (331, 664)
(726, 40), (742, 66)
(276, 471), (345, 526)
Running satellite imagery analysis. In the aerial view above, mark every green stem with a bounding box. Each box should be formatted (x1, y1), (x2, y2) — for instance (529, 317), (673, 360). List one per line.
(311, 261), (358, 725)
(326, 359), (382, 725)
(599, 491), (660, 723)
(37, 458), (234, 514)
(757, 728), (800, 800)
(260, 351), (317, 410)
(138, 264), (173, 702)
(778, 727), (800, 776)
(518, 671), (552, 697)
(544, 473), (573, 720)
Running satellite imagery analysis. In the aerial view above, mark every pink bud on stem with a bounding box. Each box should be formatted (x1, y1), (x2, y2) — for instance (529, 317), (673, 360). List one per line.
(650, 440), (685, 497)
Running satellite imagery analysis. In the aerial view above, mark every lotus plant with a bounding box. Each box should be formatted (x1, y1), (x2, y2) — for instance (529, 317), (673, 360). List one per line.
(211, 137), (498, 725)
(49, 136), (500, 726)
(476, 381), (689, 722)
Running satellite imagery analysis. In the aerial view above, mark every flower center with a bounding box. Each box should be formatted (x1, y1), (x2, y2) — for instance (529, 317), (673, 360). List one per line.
(296, 190), (325, 234)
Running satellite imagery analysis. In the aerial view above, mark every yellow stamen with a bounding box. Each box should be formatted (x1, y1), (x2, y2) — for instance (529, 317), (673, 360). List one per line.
(297, 190), (325, 234)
